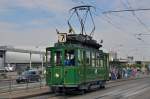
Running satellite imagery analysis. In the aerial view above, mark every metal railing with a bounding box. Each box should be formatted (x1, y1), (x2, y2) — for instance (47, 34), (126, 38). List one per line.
(0, 74), (46, 93)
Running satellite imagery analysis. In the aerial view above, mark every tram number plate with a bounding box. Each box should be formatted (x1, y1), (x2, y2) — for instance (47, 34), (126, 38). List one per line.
(58, 33), (67, 43)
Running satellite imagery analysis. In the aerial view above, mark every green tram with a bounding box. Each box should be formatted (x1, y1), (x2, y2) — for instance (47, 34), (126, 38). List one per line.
(46, 34), (109, 92)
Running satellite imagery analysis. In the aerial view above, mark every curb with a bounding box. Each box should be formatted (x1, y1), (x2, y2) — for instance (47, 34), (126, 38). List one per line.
(12, 91), (50, 99)
(0, 87), (50, 99)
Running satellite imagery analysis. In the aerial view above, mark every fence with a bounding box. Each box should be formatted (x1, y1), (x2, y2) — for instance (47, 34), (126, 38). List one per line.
(0, 74), (46, 94)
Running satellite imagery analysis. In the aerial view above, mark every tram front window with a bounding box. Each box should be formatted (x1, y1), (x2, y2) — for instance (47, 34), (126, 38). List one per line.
(64, 50), (75, 66)
(54, 51), (62, 66)
(46, 50), (51, 66)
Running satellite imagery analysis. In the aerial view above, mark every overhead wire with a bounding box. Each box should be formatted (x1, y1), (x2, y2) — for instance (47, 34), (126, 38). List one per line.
(94, 9), (143, 42)
(125, 0), (150, 34)
(94, 1), (150, 60)
(102, 0), (145, 43)
(93, 12), (147, 49)
(122, 0), (150, 56)
(110, 12), (137, 23)
(103, 8), (150, 14)
(120, 0), (148, 44)
(92, 7), (126, 32)
(93, 4), (135, 35)
(71, 0), (148, 44)
(72, 0), (148, 59)
(98, 11), (150, 58)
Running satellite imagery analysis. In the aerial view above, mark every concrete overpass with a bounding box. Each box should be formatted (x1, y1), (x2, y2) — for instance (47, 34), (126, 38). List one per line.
(0, 46), (46, 73)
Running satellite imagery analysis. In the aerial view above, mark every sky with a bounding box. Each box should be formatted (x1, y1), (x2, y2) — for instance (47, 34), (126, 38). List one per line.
(0, 0), (150, 61)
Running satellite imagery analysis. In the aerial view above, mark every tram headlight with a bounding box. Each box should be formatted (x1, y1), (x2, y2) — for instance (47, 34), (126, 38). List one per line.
(55, 73), (60, 78)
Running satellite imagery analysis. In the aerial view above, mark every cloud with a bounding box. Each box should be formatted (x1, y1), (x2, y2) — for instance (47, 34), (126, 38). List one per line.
(0, 1), (12, 9)
(9, 0), (74, 13)
(0, 20), (57, 47)
(28, 18), (51, 27)
(0, 22), (19, 32)
(0, 26), (56, 47)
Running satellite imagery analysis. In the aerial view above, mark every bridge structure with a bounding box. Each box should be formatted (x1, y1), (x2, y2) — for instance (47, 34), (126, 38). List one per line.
(0, 46), (46, 73)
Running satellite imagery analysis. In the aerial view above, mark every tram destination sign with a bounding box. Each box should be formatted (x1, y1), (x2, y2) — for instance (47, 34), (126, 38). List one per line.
(58, 33), (67, 43)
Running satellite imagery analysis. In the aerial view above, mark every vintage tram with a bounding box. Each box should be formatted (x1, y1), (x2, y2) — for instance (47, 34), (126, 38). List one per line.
(45, 6), (109, 93)
(46, 34), (109, 92)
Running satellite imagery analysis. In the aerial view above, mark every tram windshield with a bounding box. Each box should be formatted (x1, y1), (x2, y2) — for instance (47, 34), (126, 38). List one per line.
(54, 50), (62, 66)
(64, 50), (75, 66)
(46, 50), (51, 66)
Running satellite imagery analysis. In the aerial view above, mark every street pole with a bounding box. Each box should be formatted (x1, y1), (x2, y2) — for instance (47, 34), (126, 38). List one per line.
(41, 54), (44, 75)
(29, 52), (32, 69)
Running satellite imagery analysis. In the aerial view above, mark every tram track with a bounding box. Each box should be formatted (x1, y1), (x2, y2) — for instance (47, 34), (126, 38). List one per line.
(94, 77), (150, 99)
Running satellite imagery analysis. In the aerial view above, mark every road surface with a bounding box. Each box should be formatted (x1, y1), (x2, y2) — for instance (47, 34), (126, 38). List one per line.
(28, 77), (150, 99)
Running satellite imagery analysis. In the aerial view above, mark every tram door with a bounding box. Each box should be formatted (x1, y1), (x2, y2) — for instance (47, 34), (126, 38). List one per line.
(64, 49), (77, 84)
(46, 48), (64, 85)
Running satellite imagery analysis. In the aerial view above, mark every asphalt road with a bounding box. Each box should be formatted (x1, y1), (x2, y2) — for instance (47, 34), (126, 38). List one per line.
(28, 77), (150, 99)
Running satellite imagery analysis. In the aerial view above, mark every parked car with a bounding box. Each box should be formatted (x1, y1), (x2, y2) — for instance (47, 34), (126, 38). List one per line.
(16, 70), (41, 84)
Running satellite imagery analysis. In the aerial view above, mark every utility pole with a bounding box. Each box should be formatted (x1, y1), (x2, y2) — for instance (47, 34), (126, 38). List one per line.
(29, 52), (32, 69)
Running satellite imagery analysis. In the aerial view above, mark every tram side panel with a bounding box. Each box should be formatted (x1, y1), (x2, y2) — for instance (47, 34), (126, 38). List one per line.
(81, 50), (109, 88)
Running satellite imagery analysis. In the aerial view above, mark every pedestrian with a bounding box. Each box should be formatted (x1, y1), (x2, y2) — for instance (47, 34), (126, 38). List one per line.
(111, 67), (117, 80)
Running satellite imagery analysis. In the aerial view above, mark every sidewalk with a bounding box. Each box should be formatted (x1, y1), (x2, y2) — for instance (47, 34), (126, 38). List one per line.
(108, 74), (150, 83)
(0, 86), (49, 99)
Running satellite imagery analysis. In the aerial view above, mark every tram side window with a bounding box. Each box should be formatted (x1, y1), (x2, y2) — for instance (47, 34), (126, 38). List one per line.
(104, 54), (109, 68)
(78, 49), (83, 66)
(99, 53), (104, 67)
(106, 54), (109, 68)
(46, 50), (51, 66)
(92, 52), (95, 67)
(54, 51), (62, 66)
(64, 50), (75, 66)
(100, 60), (104, 67)
(96, 52), (100, 67)
(86, 51), (90, 65)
